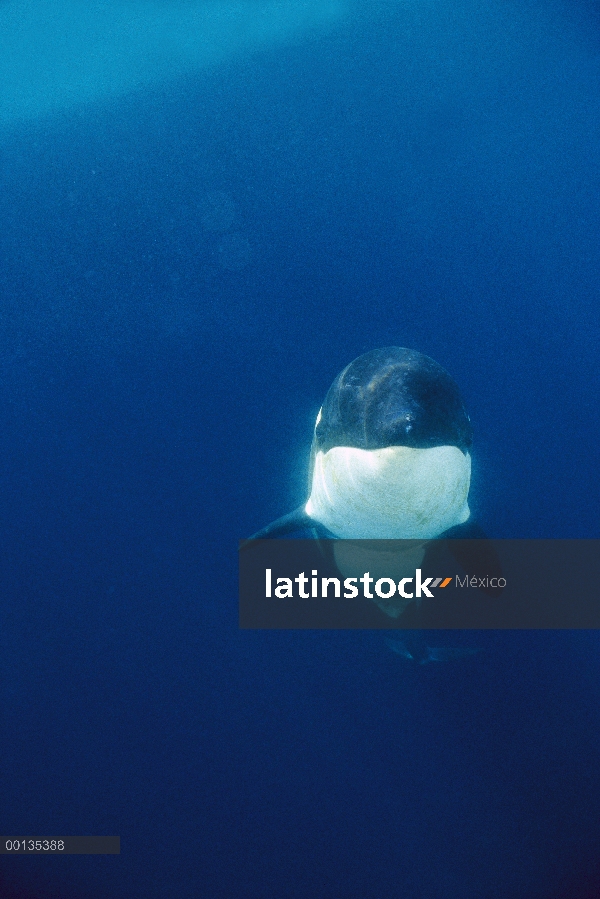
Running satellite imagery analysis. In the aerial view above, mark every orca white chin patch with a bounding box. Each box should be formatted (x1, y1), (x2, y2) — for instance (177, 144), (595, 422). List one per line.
(305, 445), (471, 539)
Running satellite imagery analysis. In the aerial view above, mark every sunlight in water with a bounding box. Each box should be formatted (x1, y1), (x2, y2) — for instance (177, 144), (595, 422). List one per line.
(0, 0), (346, 127)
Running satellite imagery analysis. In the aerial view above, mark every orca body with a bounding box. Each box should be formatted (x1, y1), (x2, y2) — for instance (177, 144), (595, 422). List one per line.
(247, 347), (473, 541)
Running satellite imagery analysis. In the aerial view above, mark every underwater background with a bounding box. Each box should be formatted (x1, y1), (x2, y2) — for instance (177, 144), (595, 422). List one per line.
(1, 0), (600, 896)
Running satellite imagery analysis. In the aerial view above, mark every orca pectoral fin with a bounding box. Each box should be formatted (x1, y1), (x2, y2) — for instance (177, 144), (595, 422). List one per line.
(243, 505), (314, 545)
(444, 522), (504, 598)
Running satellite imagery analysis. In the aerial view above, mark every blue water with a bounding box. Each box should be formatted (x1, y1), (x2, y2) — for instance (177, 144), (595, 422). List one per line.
(1, 1), (600, 896)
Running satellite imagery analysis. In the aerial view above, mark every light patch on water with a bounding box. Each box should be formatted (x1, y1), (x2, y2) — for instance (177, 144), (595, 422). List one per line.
(0, 0), (347, 129)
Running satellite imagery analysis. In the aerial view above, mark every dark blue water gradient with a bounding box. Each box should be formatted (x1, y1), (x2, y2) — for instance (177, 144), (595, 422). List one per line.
(1, 1), (600, 896)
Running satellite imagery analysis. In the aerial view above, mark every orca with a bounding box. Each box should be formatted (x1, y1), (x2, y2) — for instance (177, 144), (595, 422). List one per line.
(247, 347), (474, 541)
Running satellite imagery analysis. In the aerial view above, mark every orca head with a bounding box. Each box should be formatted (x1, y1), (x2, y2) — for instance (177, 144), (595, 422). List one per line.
(305, 347), (473, 540)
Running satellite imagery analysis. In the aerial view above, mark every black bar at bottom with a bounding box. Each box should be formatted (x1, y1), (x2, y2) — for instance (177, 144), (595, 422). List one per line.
(0, 837), (120, 854)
